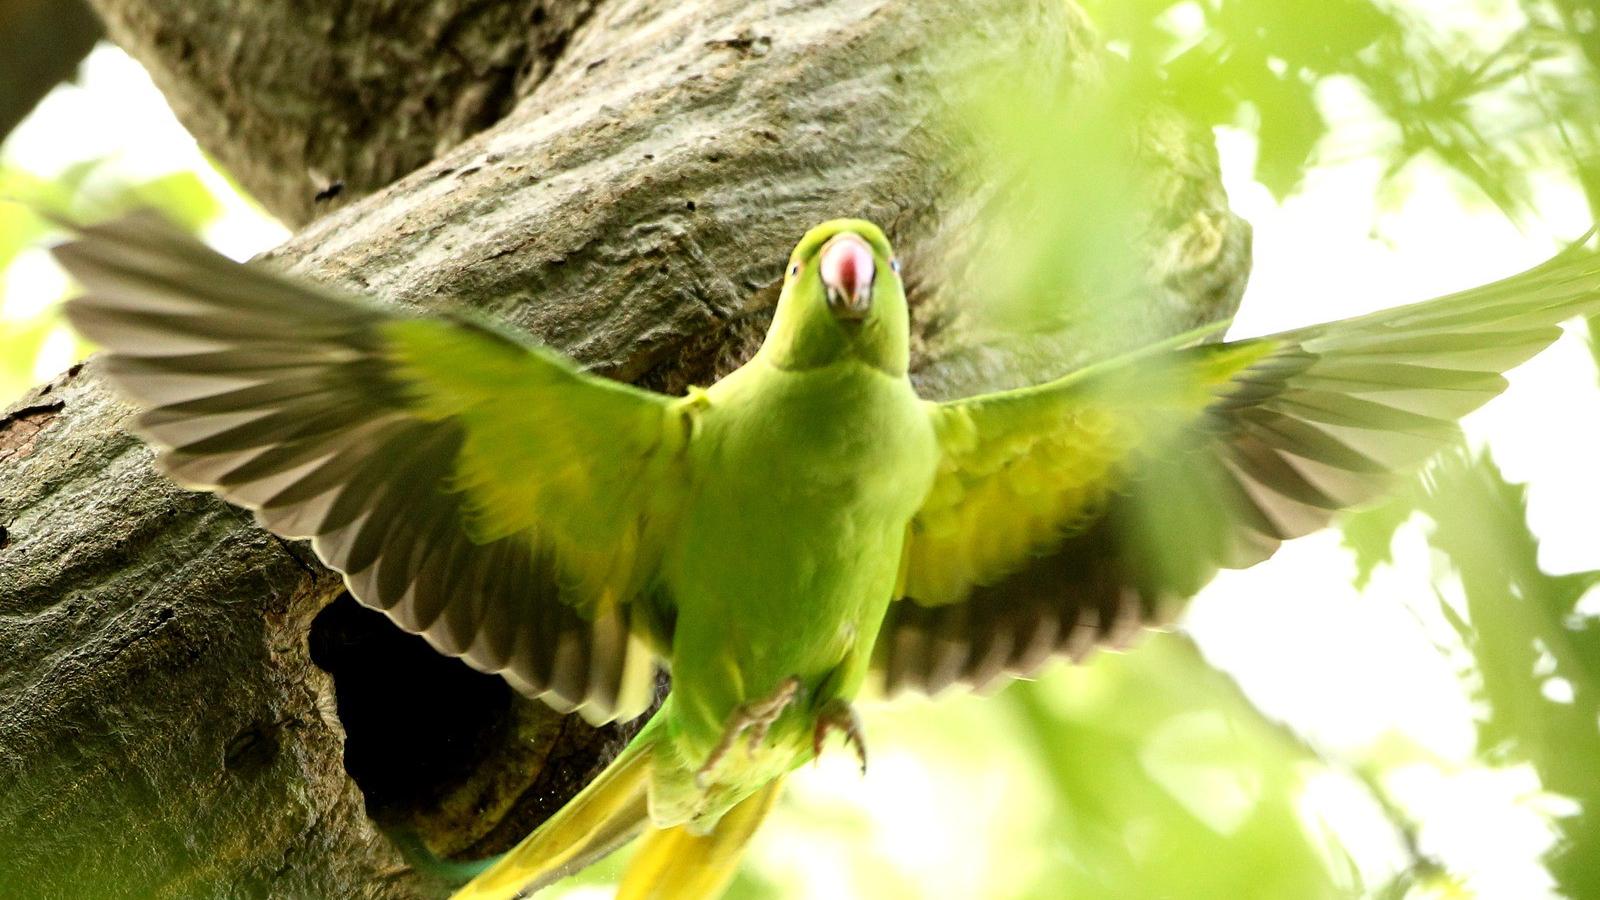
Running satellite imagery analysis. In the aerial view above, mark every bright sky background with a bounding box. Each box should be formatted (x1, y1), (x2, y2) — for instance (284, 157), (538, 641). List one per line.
(4, 31), (1596, 900)
(1190, 114), (1599, 896)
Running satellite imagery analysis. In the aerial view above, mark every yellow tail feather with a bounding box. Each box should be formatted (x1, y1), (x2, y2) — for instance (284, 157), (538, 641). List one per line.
(451, 737), (655, 900)
(615, 777), (784, 900)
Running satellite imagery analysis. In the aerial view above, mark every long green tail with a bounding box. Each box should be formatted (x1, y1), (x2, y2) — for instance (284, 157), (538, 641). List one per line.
(614, 777), (784, 900)
(386, 829), (501, 885)
(451, 714), (662, 900)
(449, 696), (785, 900)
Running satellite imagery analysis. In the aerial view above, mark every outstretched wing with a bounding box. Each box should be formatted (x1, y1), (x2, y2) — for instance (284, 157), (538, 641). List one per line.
(876, 240), (1600, 696)
(56, 214), (687, 722)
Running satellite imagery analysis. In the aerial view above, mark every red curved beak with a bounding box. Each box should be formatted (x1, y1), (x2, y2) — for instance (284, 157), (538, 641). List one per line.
(819, 234), (875, 319)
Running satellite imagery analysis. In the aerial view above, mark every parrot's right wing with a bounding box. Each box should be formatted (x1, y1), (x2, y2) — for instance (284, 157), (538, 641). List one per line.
(57, 214), (686, 723)
(876, 238), (1600, 697)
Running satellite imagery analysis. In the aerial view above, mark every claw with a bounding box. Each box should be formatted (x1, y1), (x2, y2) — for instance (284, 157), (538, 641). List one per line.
(695, 676), (801, 789)
(812, 699), (867, 775)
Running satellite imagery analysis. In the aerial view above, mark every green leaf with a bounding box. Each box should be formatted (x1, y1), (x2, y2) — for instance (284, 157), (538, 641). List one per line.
(1340, 490), (1419, 590)
(1413, 449), (1600, 897)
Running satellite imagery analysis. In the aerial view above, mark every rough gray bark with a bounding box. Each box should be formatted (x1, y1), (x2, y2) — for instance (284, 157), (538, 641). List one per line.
(0, 0), (1251, 897)
(88, 0), (603, 227)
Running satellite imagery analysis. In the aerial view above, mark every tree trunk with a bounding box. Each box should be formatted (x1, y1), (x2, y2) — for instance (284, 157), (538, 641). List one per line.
(0, 0), (102, 143)
(0, 1), (1250, 897)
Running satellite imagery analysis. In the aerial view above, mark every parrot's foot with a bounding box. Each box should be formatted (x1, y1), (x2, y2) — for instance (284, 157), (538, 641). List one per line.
(695, 676), (802, 789)
(813, 699), (867, 775)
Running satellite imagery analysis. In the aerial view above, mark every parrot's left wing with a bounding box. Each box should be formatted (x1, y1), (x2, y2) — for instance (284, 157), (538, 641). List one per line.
(876, 241), (1600, 696)
(56, 215), (687, 723)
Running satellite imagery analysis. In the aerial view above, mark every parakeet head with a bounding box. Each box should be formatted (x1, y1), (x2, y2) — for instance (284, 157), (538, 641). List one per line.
(761, 219), (909, 375)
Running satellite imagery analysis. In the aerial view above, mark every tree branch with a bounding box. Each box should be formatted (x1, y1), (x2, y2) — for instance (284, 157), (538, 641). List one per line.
(0, 0), (103, 144)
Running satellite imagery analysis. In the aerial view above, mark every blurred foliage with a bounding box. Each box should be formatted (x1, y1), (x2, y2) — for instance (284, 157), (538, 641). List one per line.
(0, 158), (221, 403)
(1083, 0), (1600, 214)
(998, 638), (1362, 899)
(926, 60), (1249, 398)
(951, 77), (1149, 337)
(636, 637), (1375, 900)
(1344, 450), (1600, 898)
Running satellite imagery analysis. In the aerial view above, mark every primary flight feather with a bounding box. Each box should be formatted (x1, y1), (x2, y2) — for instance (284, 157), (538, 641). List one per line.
(54, 213), (1600, 898)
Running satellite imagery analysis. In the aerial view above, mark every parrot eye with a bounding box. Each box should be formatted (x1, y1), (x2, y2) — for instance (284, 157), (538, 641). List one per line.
(890, 258), (901, 274)
(789, 263), (800, 277)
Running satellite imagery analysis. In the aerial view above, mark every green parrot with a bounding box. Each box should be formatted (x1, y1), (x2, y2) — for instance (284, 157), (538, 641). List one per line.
(54, 212), (1600, 899)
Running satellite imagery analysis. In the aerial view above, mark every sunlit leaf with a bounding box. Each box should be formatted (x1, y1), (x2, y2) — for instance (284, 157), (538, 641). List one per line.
(1411, 450), (1600, 898)
(0, 159), (228, 403)
(1340, 491), (1419, 591)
